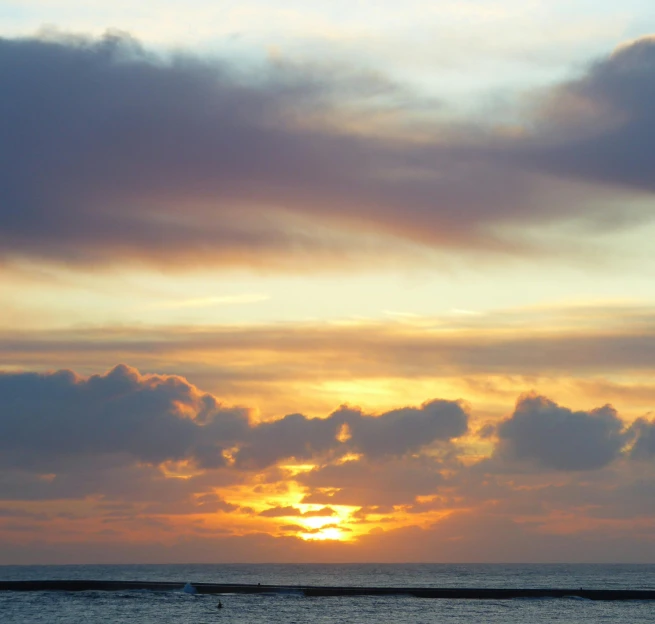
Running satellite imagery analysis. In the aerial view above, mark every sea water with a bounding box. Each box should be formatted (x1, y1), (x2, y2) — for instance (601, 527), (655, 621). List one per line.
(1, 563), (655, 623)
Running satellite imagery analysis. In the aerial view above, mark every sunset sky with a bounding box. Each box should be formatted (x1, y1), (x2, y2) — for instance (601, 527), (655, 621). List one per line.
(2, 0), (655, 564)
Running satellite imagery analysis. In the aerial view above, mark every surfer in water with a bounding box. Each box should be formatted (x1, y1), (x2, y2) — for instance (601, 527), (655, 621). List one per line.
(217, 599), (223, 609)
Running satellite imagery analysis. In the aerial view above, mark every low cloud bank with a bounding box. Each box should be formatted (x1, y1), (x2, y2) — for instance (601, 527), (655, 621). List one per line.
(1, 365), (655, 563)
(0, 365), (467, 474)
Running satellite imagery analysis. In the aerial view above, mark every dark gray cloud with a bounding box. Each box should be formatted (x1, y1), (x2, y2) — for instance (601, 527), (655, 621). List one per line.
(343, 401), (468, 458)
(629, 416), (655, 460)
(0, 363), (249, 471)
(233, 412), (341, 469)
(142, 493), (238, 515)
(0, 364), (466, 495)
(0, 31), (508, 267)
(494, 393), (629, 470)
(525, 37), (655, 193)
(2, 32), (655, 270)
(234, 400), (468, 469)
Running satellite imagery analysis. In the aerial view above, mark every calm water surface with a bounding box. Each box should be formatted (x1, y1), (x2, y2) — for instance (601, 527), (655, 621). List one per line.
(1, 563), (654, 623)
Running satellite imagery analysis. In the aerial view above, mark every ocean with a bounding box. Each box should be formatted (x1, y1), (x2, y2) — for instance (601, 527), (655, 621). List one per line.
(1, 563), (654, 623)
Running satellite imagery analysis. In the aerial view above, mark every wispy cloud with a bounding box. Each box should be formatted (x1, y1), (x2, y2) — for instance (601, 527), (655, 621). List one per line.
(3, 303), (655, 379)
(147, 294), (269, 309)
(2, 32), (655, 271)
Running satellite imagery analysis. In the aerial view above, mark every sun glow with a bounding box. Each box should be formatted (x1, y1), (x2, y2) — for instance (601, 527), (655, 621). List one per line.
(300, 526), (348, 541)
(300, 516), (335, 530)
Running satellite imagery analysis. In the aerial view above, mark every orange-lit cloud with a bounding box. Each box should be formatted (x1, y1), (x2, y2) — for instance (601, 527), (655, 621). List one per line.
(1, 364), (655, 563)
(3, 303), (655, 419)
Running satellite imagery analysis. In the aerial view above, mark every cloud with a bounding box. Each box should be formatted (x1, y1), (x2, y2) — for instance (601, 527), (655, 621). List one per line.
(5, 304), (655, 387)
(0, 364), (250, 471)
(342, 400), (469, 458)
(629, 416), (655, 460)
(298, 456), (448, 507)
(493, 393), (629, 470)
(525, 37), (655, 194)
(2, 32), (655, 271)
(233, 400), (468, 469)
(0, 30), (498, 269)
(279, 524), (306, 533)
(259, 505), (301, 518)
(142, 492), (239, 515)
(302, 506), (337, 517)
(258, 505), (336, 518)
(3, 508), (654, 564)
(0, 508), (47, 520)
(0, 365), (468, 478)
(2, 364), (655, 562)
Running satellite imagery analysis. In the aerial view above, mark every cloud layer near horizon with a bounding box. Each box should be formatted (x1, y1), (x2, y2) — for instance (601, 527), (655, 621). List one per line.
(0, 364), (468, 479)
(4, 303), (655, 387)
(1, 364), (655, 563)
(2, 32), (655, 269)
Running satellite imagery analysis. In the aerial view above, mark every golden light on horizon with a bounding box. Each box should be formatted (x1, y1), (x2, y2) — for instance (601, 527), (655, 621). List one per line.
(300, 526), (349, 541)
(299, 516), (336, 531)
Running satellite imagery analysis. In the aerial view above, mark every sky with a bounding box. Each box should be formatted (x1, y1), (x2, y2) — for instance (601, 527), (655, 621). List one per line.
(2, 0), (655, 564)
